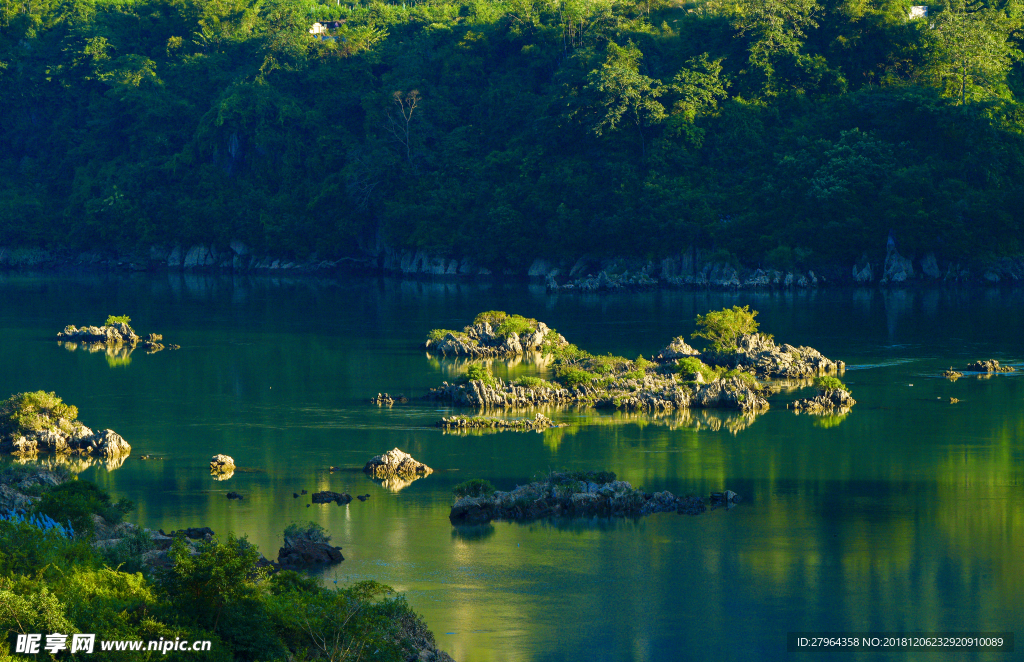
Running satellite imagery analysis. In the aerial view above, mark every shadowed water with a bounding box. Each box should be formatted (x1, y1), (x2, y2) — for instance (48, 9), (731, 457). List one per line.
(1, 273), (1022, 661)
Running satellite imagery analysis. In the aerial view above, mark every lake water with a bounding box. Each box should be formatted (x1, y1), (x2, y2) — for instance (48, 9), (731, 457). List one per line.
(1, 273), (1022, 661)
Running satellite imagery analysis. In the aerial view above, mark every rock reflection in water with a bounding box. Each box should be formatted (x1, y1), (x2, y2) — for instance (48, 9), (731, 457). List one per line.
(372, 474), (427, 492)
(60, 340), (134, 367)
(441, 408), (761, 438)
(12, 452), (128, 472)
(451, 524), (496, 543)
(426, 352), (555, 380)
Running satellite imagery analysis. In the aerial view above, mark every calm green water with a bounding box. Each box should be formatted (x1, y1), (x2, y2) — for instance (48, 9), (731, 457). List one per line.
(2, 274), (1023, 661)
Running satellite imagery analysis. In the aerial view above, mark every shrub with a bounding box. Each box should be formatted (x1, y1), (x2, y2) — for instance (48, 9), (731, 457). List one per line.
(453, 479), (496, 498)
(676, 357), (724, 383)
(472, 310), (508, 327)
(283, 521), (331, 544)
(0, 520), (93, 577)
(427, 328), (471, 343)
(33, 480), (114, 537)
(814, 376), (847, 393)
(0, 391), (79, 437)
(512, 376), (556, 390)
(692, 305), (761, 352)
(157, 534), (269, 630)
(495, 314), (536, 339)
(98, 527), (153, 574)
(104, 315), (132, 327)
(723, 369), (760, 389)
(555, 366), (595, 388)
(462, 363), (498, 387)
(544, 342), (592, 363)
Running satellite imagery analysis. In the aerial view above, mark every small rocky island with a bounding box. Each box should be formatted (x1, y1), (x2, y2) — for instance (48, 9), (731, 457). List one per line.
(363, 447), (433, 478)
(57, 315), (177, 355)
(423, 310), (568, 357)
(448, 471), (739, 525)
(437, 413), (563, 431)
(417, 307), (850, 415)
(0, 391), (131, 459)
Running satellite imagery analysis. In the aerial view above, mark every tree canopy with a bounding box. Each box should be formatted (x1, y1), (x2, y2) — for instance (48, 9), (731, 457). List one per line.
(1, 0), (1024, 268)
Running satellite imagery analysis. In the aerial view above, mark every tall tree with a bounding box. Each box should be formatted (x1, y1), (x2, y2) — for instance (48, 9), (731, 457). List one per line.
(583, 41), (665, 157)
(925, 0), (1020, 105)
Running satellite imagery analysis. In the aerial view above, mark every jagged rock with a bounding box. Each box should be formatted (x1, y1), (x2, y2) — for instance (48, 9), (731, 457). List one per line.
(58, 322), (139, 346)
(424, 316), (568, 358)
(787, 388), (856, 413)
(949, 398), (960, 404)
(942, 368), (963, 380)
(371, 393), (408, 406)
(210, 454), (235, 474)
(881, 245), (914, 284)
(729, 334), (845, 379)
(311, 490), (352, 505)
(364, 448), (432, 478)
(852, 260), (873, 283)
(657, 337), (700, 360)
(920, 253), (942, 279)
(965, 360), (1015, 373)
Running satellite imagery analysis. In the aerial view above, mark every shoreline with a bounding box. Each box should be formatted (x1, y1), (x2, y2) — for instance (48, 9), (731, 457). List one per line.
(2, 244), (1023, 289)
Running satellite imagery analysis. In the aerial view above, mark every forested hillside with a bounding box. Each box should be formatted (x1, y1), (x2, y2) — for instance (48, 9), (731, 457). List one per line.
(2, 0), (1023, 271)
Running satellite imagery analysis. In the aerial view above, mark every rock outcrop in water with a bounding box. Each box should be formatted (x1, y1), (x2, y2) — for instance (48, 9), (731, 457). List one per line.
(965, 360), (1015, 373)
(423, 311), (568, 358)
(0, 392), (131, 459)
(436, 413), (562, 431)
(410, 311), (848, 418)
(210, 454), (235, 478)
(363, 448), (433, 479)
(58, 321), (172, 356)
(787, 388), (856, 413)
(449, 471), (738, 525)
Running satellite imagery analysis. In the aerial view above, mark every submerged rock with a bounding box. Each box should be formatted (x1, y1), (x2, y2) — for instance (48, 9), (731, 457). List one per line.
(437, 413), (562, 431)
(363, 448), (433, 479)
(311, 490), (352, 505)
(449, 471), (737, 524)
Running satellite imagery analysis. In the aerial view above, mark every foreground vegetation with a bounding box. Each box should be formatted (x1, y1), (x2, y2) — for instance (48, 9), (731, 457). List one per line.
(2, 0), (1023, 269)
(0, 466), (449, 661)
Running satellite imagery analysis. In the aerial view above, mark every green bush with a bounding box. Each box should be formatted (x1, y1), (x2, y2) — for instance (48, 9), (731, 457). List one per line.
(283, 521), (331, 544)
(472, 310), (508, 327)
(556, 366), (596, 388)
(104, 315), (132, 327)
(98, 527), (153, 574)
(427, 328), (474, 344)
(461, 363), (498, 387)
(33, 480), (114, 537)
(512, 376), (556, 390)
(814, 376), (848, 393)
(692, 305), (761, 352)
(0, 391), (79, 437)
(676, 357), (724, 383)
(495, 314), (536, 339)
(724, 369), (760, 389)
(453, 479), (496, 498)
(0, 520), (94, 577)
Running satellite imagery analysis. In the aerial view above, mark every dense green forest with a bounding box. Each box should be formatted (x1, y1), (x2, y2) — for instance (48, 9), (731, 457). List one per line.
(2, 0), (1023, 270)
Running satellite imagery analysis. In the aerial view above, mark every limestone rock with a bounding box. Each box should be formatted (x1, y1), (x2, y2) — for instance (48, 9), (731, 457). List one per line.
(210, 454), (235, 474)
(364, 448), (432, 478)
(657, 336), (700, 360)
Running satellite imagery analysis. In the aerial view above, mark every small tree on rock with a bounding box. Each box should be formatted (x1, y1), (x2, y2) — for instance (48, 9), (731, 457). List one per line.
(691, 305), (761, 352)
